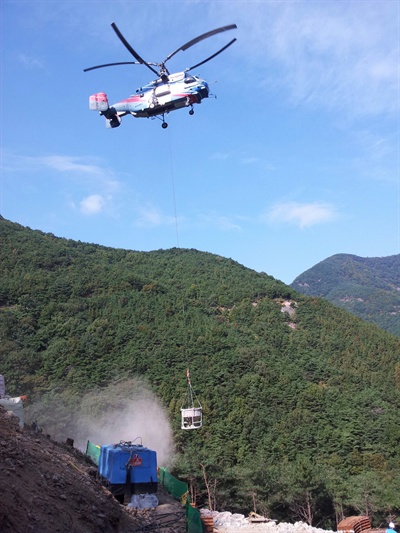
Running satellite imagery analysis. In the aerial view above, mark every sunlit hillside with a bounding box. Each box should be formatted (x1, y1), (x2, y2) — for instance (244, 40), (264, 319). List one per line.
(1, 216), (400, 526)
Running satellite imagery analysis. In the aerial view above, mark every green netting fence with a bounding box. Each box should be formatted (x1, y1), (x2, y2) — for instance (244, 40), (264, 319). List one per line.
(158, 467), (203, 533)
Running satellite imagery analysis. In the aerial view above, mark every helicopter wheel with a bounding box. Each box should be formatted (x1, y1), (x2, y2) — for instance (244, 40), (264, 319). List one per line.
(162, 122), (168, 129)
(189, 108), (194, 116)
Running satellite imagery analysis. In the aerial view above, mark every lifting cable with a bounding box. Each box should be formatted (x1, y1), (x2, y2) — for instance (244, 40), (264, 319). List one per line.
(167, 128), (180, 248)
(166, 127), (202, 429)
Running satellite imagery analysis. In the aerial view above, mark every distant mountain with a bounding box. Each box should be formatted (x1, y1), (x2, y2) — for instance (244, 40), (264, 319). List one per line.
(291, 253), (400, 337)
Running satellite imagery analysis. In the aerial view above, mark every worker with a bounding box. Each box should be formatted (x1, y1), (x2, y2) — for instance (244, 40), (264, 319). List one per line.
(386, 522), (396, 533)
(0, 374), (5, 398)
(0, 395), (26, 428)
(0, 375), (27, 427)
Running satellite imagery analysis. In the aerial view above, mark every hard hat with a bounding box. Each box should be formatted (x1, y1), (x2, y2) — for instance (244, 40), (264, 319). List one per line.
(389, 523), (395, 529)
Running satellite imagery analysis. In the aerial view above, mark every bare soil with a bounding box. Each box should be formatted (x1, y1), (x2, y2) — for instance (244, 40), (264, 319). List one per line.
(0, 406), (186, 533)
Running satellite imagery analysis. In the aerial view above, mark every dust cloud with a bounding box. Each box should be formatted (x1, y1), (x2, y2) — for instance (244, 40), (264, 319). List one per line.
(27, 379), (175, 468)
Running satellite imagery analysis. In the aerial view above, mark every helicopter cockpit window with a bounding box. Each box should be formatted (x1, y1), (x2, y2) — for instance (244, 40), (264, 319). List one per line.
(184, 75), (196, 84)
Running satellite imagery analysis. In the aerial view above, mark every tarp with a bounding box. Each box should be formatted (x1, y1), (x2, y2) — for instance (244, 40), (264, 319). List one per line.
(127, 493), (158, 509)
(0, 396), (24, 427)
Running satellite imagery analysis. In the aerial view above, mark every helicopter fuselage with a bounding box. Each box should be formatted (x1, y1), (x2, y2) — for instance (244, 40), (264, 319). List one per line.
(89, 72), (210, 127)
(121, 72), (209, 116)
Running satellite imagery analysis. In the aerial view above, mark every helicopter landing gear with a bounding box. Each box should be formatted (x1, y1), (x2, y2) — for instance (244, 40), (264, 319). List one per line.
(189, 107), (194, 116)
(156, 114), (168, 128)
(161, 113), (168, 128)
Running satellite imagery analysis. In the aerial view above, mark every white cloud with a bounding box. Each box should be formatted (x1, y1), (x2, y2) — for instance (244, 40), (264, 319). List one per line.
(240, 157), (259, 165)
(134, 205), (178, 228)
(36, 155), (108, 177)
(218, 1), (399, 116)
(2, 152), (122, 195)
(4, 153), (117, 183)
(80, 194), (105, 215)
(209, 152), (231, 161)
(2, 153), (122, 216)
(199, 213), (242, 231)
(264, 201), (338, 229)
(17, 53), (45, 69)
(208, 152), (262, 166)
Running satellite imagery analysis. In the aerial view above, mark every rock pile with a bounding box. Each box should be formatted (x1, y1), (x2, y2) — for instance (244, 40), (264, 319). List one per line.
(201, 509), (335, 533)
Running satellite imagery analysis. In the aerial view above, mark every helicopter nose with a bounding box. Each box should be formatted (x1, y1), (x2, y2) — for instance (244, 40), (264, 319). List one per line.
(198, 82), (209, 99)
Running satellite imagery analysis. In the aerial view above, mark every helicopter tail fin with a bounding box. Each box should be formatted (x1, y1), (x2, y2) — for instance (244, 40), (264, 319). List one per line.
(89, 93), (121, 128)
(89, 92), (109, 112)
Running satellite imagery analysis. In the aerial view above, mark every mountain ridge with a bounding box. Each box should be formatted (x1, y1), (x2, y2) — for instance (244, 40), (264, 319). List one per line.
(291, 253), (400, 337)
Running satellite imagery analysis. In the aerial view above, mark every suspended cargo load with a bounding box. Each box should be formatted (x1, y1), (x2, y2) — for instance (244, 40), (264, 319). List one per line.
(95, 440), (157, 501)
(181, 406), (202, 430)
(181, 369), (202, 430)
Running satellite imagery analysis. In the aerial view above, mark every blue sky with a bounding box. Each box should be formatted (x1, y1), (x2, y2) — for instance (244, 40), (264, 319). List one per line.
(1, 0), (399, 285)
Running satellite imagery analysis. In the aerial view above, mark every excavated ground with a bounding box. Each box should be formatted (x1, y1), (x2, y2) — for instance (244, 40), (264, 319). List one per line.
(0, 406), (186, 533)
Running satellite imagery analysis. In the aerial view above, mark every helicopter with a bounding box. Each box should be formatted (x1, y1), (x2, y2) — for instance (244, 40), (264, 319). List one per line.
(84, 22), (237, 129)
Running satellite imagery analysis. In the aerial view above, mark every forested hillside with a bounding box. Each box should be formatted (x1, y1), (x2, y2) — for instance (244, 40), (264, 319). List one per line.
(1, 217), (400, 527)
(291, 253), (400, 337)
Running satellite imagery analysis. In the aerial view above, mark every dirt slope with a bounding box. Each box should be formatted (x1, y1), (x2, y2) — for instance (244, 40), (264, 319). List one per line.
(0, 406), (185, 533)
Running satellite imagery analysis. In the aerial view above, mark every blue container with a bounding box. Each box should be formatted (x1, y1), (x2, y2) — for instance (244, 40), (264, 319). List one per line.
(98, 442), (157, 496)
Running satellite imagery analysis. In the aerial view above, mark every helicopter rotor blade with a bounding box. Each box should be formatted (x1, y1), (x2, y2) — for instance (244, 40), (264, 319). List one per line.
(111, 22), (160, 76)
(164, 24), (237, 64)
(84, 61), (141, 72)
(188, 38), (237, 72)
